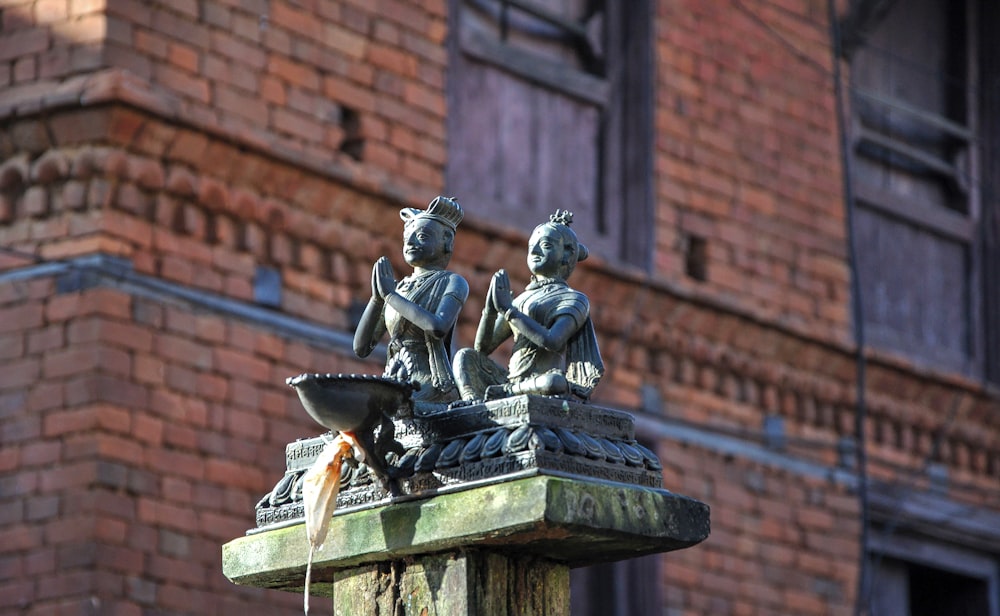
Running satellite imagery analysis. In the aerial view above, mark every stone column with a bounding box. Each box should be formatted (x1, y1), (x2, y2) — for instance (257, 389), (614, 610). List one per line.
(223, 474), (709, 615)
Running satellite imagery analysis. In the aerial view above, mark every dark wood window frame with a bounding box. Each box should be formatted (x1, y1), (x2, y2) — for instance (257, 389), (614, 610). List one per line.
(447, 0), (654, 269)
(456, 2), (610, 106)
(868, 531), (1000, 616)
(569, 425), (662, 615)
(846, 0), (1000, 384)
(981, 1), (1000, 386)
(866, 484), (1000, 616)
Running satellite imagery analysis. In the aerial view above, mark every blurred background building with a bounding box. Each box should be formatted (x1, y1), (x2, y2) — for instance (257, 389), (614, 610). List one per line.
(0, 0), (998, 614)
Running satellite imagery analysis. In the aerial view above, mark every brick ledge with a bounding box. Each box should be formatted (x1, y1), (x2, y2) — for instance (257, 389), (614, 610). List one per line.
(0, 68), (425, 209)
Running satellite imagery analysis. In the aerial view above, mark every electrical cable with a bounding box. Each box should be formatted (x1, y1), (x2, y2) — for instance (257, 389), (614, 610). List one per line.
(827, 3), (872, 616)
(736, 0), (976, 92)
(730, 0), (830, 76)
(734, 1), (1000, 394)
(862, 395), (961, 614)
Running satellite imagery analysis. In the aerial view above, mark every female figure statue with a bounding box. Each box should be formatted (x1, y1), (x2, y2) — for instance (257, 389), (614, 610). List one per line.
(353, 196), (469, 408)
(453, 210), (603, 401)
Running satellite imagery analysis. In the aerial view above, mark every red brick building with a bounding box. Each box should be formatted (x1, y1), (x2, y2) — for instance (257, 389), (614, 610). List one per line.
(1, 0), (998, 614)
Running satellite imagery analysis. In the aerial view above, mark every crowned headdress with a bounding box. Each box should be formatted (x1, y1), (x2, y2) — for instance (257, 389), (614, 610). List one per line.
(400, 196), (464, 231)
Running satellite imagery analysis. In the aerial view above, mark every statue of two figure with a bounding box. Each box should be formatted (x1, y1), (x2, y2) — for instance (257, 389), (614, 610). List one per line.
(353, 196), (604, 413)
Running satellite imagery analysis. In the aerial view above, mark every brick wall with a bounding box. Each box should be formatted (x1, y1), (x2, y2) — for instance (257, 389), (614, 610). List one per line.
(659, 443), (859, 615)
(0, 266), (396, 612)
(1, 0), (998, 615)
(655, 0), (850, 345)
(2, 0), (448, 197)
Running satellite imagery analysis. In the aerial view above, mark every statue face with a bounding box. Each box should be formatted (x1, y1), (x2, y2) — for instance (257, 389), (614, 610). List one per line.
(403, 218), (448, 268)
(527, 226), (567, 279)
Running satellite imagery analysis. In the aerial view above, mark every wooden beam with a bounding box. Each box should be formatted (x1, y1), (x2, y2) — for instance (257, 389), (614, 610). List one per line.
(839, 0), (904, 58)
(459, 22), (609, 106)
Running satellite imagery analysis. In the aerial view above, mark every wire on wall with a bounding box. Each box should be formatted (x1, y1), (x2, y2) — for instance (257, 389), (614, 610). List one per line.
(826, 2), (872, 615)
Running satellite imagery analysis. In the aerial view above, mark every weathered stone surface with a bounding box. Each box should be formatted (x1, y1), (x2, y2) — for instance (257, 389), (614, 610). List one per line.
(232, 397), (709, 615)
(255, 395), (666, 530)
(329, 552), (570, 616)
(224, 474), (710, 593)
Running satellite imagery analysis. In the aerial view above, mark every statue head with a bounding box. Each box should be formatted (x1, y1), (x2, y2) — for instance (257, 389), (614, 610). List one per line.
(399, 196), (464, 269)
(527, 210), (589, 281)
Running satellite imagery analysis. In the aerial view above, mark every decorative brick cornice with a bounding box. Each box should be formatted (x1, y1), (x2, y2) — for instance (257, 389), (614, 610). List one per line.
(0, 68), (432, 209)
(2, 105), (997, 487)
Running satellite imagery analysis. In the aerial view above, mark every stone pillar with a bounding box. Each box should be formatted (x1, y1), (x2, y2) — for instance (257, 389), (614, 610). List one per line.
(330, 551), (569, 615)
(223, 474), (709, 615)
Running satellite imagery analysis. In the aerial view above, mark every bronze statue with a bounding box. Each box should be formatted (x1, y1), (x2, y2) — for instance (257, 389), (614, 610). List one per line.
(260, 209), (676, 546)
(353, 196), (469, 409)
(454, 210), (603, 401)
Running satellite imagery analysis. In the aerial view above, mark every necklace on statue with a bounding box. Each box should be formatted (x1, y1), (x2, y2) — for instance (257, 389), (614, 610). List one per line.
(526, 277), (566, 291)
(397, 270), (437, 294)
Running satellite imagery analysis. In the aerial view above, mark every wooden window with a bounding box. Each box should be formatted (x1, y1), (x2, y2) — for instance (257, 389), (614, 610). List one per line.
(447, 0), (654, 268)
(868, 533), (999, 616)
(569, 554), (660, 615)
(569, 430), (661, 614)
(848, 0), (1000, 383)
(980, 1), (1000, 386)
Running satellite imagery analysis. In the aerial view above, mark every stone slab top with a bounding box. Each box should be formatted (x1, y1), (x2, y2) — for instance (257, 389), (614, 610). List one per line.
(224, 474), (710, 593)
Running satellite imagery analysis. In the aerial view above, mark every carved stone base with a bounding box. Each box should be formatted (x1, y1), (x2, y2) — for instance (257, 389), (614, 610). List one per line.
(253, 395), (664, 532)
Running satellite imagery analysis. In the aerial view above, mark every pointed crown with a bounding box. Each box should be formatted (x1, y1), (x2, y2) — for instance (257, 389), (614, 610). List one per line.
(400, 196), (464, 231)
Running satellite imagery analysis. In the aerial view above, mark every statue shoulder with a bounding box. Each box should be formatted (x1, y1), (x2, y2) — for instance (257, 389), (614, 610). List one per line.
(441, 270), (470, 302)
(559, 286), (590, 311)
(550, 286), (590, 327)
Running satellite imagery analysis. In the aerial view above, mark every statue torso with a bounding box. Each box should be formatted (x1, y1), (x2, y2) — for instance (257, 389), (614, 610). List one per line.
(383, 269), (462, 402)
(509, 281), (589, 381)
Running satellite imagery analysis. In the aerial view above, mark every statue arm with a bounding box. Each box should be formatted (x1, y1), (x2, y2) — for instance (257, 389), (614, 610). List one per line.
(474, 270), (512, 354)
(354, 260), (388, 357)
(353, 296), (386, 358)
(490, 270), (584, 352)
(504, 311), (580, 353)
(384, 275), (469, 339)
(474, 303), (512, 354)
